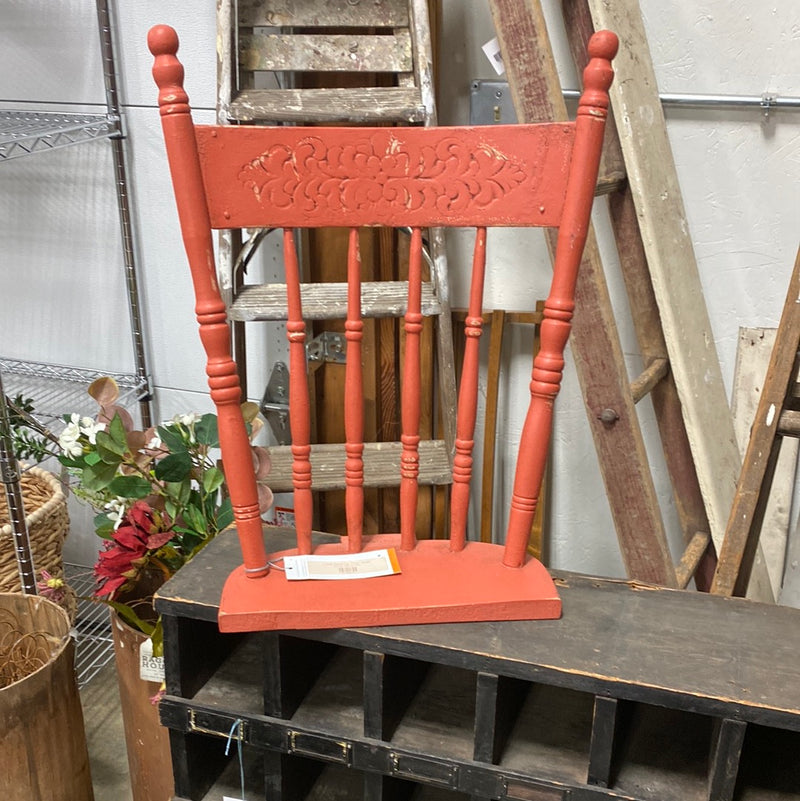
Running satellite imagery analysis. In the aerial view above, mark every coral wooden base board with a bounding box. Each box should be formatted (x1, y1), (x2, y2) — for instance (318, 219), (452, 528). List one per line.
(218, 534), (561, 632)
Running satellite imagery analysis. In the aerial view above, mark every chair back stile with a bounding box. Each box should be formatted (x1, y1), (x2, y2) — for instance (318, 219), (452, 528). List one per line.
(149, 23), (617, 629)
(150, 28), (268, 577)
(502, 35), (615, 568)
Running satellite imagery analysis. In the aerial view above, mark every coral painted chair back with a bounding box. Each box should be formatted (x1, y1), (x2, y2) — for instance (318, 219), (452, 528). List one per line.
(149, 25), (617, 631)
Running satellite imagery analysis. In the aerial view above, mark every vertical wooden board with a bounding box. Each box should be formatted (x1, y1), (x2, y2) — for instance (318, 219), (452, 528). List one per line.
(732, 327), (797, 598)
(585, 0), (772, 601)
(489, 0), (677, 586)
(562, 0), (716, 590)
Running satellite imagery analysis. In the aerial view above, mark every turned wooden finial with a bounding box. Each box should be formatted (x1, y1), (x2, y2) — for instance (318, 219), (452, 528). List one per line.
(148, 25), (189, 115)
(579, 30), (619, 112)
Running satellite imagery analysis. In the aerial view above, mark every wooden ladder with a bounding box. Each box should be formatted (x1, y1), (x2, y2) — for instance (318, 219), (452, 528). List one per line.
(712, 246), (800, 597)
(215, 0), (458, 530)
(490, 0), (773, 598)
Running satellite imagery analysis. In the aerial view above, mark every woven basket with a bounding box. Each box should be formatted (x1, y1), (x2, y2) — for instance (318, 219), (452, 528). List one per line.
(0, 467), (70, 598)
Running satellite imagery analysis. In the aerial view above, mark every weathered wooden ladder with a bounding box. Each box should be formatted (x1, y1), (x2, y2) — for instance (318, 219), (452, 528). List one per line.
(215, 0), (458, 533)
(490, 0), (773, 598)
(712, 246), (800, 597)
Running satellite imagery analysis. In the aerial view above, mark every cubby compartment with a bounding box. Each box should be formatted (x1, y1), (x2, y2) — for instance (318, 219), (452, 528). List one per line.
(190, 633), (263, 715)
(734, 724), (800, 800)
(498, 682), (595, 786)
(610, 702), (717, 801)
(289, 643), (365, 738)
(389, 663), (477, 762)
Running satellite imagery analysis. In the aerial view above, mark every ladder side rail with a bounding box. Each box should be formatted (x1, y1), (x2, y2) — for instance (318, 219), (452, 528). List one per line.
(562, 0), (716, 590)
(489, 0), (678, 585)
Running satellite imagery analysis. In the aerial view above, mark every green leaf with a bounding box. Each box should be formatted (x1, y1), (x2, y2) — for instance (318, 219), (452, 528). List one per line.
(150, 618), (164, 658)
(84, 451), (102, 466)
(182, 503), (207, 535)
(154, 451), (193, 482)
(194, 414), (219, 446)
(108, 413), (129, 449)
(58, 454), (86, 469)
(108, 475), (153, 499)
(165, 480), (191, 506)
(165, 499), (178, 521)
(179, 529), (205, 553)
(82, 460), (119, 491)
(157, 424), (188, 454)
(93, 513), (115, 539)
(88, 598), (155, 637)
(95, 430), (126, 464)
(202, 466), (225, 494)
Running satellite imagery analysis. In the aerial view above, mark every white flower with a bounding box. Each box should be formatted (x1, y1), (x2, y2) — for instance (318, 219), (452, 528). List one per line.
(79, 417), (105, 444)
(58, 419), (83, 459)
(173, 412), (200, 427)
(105, 497), (129, 529)
(146, 434), (162, 451)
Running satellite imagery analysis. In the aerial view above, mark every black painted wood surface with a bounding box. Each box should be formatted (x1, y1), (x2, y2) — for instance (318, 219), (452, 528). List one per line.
(156, 527), (800, 800)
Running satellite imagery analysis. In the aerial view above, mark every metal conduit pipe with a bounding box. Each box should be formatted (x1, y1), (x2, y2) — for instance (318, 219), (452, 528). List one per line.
(562, 88), (800, 113)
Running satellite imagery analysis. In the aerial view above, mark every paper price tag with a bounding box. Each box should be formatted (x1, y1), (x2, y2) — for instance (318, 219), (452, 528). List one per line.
(482, 36), (505, 75)
(139, 637), (165, 683)
(283, 548), (401, 581)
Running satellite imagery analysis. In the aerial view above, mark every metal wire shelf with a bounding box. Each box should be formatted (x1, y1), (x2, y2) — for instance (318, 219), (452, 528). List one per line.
(0, 110), (119, 161)
(65, 562), (116, 687)
(0, 358), (148, 424)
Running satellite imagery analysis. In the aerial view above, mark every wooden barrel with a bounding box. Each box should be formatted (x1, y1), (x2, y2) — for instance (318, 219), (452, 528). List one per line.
(0, 593), (93, 801)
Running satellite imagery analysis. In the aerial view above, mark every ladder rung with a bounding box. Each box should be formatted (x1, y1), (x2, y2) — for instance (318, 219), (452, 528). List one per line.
(630, 357), (669, 404)
(595, 170), (627, 196)
(240, 32), (413, 74)
(228, 88), (427, 124)
(229, 281), (441, 322)
(675, 531), (712, 589)
(239, 0), (409, 28)
(266, 440), (452, 493)
(778, 409), (800, 437)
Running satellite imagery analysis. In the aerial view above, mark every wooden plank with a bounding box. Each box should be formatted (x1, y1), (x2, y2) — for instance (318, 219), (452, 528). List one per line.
(562, 0), (716, 591)
(266, 439), (451, 492)
(731, 327), (797, 598)
(708, 718), (747, 801)
(240, 32), (413, 74)
(473, 672), (528, 765)
(674, 531), (711, 589)
(587, 695), (618, 787)
(585, 0), (772, 601)
(228, 87), (427, 124)
(713, 249), (800, 596)
(489, 0), (678, 586)
(237, 0), (409, 28)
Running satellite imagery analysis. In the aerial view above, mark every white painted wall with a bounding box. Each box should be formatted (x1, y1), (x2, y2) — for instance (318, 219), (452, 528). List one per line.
(1, 2), (798, 580)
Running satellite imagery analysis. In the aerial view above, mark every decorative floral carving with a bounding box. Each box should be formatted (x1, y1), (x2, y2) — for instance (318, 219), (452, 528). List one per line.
(238, 134), (527, 217)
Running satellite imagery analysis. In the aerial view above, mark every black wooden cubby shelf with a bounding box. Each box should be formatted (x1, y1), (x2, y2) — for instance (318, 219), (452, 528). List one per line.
(156, 529), (800, 801)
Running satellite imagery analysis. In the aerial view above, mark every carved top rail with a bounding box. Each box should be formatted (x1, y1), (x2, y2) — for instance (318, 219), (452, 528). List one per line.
(195, 125), (575, 229)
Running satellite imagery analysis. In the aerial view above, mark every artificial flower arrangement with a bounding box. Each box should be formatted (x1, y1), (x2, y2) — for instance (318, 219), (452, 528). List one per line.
(51, 377), (273, 648)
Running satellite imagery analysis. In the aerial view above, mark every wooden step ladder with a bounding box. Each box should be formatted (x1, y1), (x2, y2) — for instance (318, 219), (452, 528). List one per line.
(712, 246), (800, 597)
(215, 0), (458, 518)
(490, 0), (772, 598)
